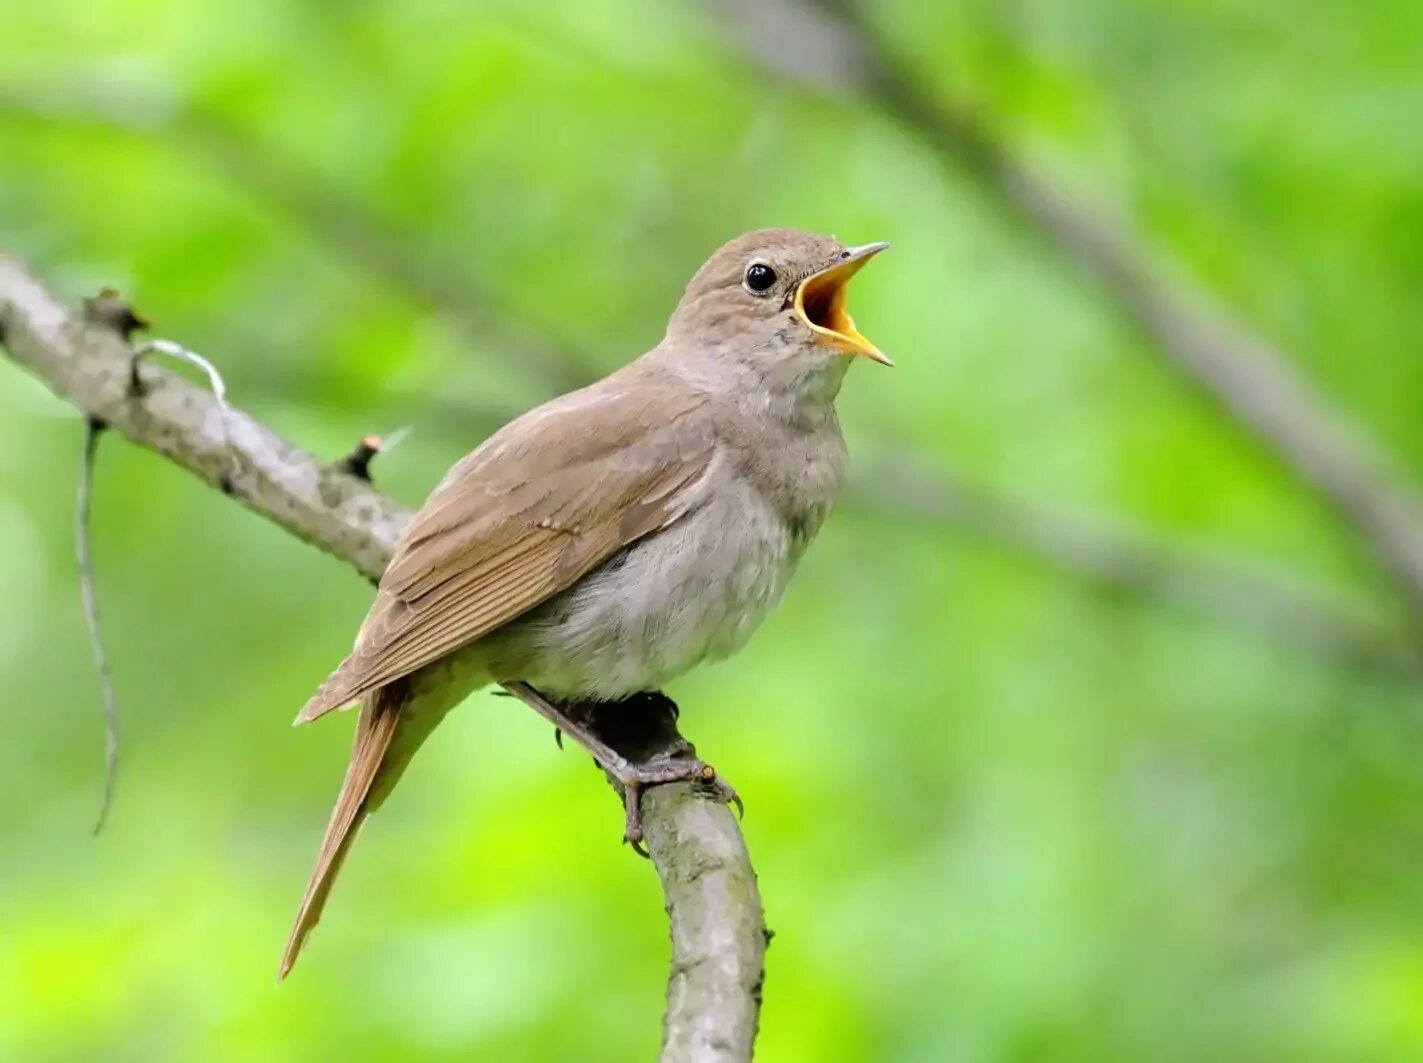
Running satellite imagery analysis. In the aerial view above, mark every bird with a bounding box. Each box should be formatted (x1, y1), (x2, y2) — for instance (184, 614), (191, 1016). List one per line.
(279, 227), (890, 978)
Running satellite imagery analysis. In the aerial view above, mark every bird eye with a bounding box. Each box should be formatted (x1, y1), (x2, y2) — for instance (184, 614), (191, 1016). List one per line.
(744, 262), (777, 294)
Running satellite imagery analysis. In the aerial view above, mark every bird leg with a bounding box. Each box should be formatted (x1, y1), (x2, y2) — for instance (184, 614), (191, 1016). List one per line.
(499, 681), (740, 849)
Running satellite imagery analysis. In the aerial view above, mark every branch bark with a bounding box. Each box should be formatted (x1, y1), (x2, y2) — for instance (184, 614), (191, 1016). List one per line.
(0, 255), (764, 1062)
(712, 0), (1423, 620)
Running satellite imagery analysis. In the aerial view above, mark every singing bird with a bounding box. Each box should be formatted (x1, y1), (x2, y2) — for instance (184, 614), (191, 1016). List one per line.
(280, 228), (890, 977)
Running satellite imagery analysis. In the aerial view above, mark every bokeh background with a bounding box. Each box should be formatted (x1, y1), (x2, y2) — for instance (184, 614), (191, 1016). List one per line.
(4, 1), (1423, 1059)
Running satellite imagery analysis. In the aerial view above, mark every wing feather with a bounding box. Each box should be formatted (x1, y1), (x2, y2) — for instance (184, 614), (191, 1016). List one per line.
(295, 378), (713, 722)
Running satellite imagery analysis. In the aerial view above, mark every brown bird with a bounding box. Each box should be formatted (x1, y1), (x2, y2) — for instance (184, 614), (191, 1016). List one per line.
(279, 228), (889, 977)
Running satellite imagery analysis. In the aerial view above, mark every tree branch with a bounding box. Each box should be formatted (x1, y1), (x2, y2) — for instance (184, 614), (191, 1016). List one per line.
(711, 0), (1423, 621)
(2, 83), (1410, 671)
(854, 453), (1416, 676)
(0, 255), (764, 1062)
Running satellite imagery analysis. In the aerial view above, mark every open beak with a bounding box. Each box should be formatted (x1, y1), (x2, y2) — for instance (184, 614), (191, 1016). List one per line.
(794, 241), (892, 365)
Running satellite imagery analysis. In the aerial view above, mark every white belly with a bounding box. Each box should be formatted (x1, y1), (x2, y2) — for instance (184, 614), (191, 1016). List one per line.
(480, 483), (795, 699)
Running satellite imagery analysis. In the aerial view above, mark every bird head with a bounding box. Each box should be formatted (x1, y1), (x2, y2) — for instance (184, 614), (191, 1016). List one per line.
(665, 228), (891, 382)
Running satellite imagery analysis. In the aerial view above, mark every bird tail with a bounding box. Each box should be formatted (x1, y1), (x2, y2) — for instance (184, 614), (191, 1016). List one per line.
(278, 687), (404, 980)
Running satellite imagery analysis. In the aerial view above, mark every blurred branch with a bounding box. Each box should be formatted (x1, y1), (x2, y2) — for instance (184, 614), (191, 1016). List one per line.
(0, 83), (587, 396)
(0, 256), (764, 1060)
(709, 0), (1423, 621)
(857, 454), (1415, 674)
(384, 385), (1417, 676)
(2, 82), (1415, 674)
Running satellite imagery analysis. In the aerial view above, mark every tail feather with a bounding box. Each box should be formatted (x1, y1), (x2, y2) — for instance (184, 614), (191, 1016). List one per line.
(278, 690), (402, 980)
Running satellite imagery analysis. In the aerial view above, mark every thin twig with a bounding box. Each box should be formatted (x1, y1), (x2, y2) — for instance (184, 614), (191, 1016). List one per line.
(335, 426), (411, 482)
(67, 331), (235, 833)
(76, 416), (119, 834)
(853, 454), (1417, 675)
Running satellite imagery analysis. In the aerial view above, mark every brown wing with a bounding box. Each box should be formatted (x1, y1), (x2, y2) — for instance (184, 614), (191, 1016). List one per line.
(295, 377), (714, 722)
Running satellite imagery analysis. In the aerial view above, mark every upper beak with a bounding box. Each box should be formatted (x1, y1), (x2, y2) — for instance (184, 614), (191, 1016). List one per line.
(794, 241), (892, 365)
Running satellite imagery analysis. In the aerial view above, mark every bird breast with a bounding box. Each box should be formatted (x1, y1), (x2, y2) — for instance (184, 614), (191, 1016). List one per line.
(481, 472), (805, 700)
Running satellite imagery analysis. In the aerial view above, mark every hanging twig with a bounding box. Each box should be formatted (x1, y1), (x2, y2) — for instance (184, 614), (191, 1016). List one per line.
(75, 416), (119, 834)
(70, 289), (238, 831)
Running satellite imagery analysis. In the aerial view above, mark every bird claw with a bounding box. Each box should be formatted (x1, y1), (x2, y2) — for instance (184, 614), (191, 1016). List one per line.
(614, 759), (742, 854)
(499, 683), (740, 852)
(715, 778), (745, 820)
(622, 784), (650, 856)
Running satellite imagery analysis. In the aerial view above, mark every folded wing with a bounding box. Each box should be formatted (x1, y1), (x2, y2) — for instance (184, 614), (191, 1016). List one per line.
(295, 379), (715, 723)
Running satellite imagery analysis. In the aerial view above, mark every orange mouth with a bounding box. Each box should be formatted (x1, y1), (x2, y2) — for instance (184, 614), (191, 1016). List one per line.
(794, 242), (891, 365)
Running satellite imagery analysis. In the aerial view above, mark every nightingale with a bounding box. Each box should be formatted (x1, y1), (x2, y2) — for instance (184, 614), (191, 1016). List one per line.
(279, 228), (889, 977)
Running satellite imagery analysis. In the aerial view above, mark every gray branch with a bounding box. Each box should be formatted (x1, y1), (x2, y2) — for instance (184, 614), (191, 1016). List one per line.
(712, 0), (1423, 620)
(645, 782), (766, 1060)
(0, 255), (764, 1063)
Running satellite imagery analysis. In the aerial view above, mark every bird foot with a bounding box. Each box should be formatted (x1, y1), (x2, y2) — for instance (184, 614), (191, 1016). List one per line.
(611, 760), (743, 854)
(498, 681), (743, 854)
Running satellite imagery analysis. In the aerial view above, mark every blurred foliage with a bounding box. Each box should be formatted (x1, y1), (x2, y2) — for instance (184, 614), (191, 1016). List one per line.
(3, 1), (1423, 1060)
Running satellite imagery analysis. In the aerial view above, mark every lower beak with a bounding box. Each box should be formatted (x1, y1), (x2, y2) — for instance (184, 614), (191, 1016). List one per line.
(794, 242), (892, 365)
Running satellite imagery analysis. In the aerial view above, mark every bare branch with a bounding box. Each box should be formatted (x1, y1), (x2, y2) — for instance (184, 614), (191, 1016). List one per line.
(0, 255), (409, 578)
(645, 780), (766, 1061)
(0, 255), (765, 1059)
(711, 0), (1423, 620)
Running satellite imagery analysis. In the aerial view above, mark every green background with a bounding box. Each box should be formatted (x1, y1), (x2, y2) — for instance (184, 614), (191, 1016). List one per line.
(3, 1), (1423, 1059)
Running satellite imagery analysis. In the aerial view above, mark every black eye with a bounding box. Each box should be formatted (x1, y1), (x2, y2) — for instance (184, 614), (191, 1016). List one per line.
(744, 262), (777, 294)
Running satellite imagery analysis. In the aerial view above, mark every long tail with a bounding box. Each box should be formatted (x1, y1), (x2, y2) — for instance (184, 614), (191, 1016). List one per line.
(279, 687), (405, 980)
